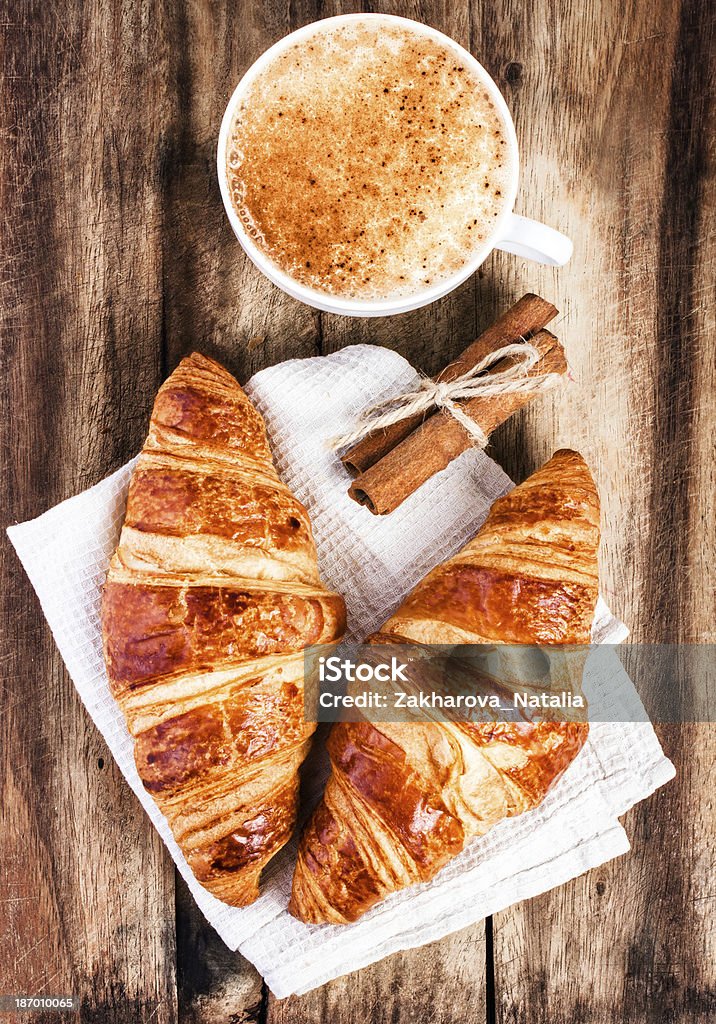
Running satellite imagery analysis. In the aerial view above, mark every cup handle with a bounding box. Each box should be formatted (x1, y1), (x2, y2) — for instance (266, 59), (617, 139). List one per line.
(494, 213), (573, 266)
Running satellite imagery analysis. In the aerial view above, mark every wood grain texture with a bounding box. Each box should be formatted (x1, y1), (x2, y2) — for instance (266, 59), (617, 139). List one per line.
(481, 0), (716, 1020)
(1, 0), (713, 1021)
(0, 2), (177, 1022)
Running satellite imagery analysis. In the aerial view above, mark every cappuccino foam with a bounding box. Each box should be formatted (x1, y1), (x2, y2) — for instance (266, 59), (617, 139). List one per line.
(227, 20), (513, 301)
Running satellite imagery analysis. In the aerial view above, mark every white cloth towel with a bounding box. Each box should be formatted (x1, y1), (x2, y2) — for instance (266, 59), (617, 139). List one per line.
(7, 345), (674, 998)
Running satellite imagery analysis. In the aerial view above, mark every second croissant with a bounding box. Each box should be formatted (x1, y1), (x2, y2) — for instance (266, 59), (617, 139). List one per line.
(290, 449), (599, 924)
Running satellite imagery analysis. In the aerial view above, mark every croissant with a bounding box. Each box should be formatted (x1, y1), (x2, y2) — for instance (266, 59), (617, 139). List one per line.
(101, 353), (345, 906)
(290, 449), (598, 924)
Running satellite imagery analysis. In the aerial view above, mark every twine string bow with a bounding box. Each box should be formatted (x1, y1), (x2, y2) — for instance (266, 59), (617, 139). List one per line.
(334, 341), (563, 452)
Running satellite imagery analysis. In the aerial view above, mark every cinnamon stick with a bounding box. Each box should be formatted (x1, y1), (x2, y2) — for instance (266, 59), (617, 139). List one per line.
(341, 293), (558, 475)
(349, 328), (567, 515)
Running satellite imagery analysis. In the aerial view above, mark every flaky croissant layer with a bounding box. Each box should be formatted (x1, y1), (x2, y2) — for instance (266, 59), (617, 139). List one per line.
(102, 353), (345, 906)
(290, 450), (598, 924)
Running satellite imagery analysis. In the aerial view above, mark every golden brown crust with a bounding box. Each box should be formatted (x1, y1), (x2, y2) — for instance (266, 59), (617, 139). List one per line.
(290, 449), (598, 924)
(124, 465), (314, 551)
(101, 353), (345, 907)
(103, 580), (344, 693)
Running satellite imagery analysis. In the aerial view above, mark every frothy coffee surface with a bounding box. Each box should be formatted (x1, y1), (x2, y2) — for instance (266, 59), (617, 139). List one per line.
(227, 19), (512, 301)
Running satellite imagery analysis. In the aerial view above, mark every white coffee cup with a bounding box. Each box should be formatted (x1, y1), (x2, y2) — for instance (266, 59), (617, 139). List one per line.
(217, 13), (572, 318)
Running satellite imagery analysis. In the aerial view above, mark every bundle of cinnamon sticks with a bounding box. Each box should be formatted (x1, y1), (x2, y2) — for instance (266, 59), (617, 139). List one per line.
(342, 294), (567, 515)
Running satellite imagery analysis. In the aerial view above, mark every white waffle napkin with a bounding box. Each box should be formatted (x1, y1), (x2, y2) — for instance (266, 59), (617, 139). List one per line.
(7, 345), (674, 998)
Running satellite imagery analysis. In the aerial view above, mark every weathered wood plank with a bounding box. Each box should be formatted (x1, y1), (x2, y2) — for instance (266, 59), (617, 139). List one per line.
(488, 0), (716, 1018)
(270, 1), (489, 1017)
(160, 1), (324, 1017)
(160, 0), (323, 387)
(175, 877), (263, 1024)
(1, 2), (177, 1021)
(268, 926), (487, 1024)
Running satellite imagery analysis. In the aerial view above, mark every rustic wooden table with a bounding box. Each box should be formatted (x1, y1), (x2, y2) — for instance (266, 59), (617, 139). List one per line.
(2, 1), (714, 1021)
